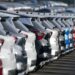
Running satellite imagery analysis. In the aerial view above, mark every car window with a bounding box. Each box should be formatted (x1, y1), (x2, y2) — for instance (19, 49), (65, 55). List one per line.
(0, 6), (6, 10)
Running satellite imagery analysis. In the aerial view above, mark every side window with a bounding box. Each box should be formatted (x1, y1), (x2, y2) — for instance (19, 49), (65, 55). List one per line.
(0, 6), (6, 10)
(35, 9), (50, 13)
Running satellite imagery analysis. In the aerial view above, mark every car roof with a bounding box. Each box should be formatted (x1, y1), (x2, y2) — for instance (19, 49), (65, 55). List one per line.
(0, 11), (19, 18)
(0, 2), (25, 8)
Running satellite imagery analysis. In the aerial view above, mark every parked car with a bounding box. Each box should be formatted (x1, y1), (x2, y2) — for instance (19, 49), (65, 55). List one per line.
(0, 35), (17, 75)
(0, 17), (28, 75)
(12, 17), (37, 72)
(1, 16), (37, 73)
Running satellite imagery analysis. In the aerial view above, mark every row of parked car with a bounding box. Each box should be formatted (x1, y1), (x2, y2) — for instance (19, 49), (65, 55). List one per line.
(0, 1), (74, 75)
(0, 10), (74, 75)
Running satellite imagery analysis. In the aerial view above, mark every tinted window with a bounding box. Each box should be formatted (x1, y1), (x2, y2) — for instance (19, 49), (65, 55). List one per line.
(35, 8), (50, 12)
(0, 6), (6, 10)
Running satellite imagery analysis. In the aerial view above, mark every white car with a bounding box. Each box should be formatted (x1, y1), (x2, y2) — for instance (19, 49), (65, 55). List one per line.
(1, 17), (37, 72)
(0, 35), (17, 75)
(1, 18), (28, 75)
(0, 17), (28, 75)
(40, 19), (60, 59)
(56, 18), (66, 52)
(13, 18), (37, 72)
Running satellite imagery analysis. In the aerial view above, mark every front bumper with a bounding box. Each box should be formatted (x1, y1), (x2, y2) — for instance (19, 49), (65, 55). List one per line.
(3, 69), (16, 75)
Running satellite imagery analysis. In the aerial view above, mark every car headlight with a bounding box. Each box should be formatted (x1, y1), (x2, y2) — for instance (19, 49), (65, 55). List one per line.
(17, 62), (24, 70)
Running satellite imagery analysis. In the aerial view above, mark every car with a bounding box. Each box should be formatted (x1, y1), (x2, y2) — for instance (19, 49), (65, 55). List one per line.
(0, 35), (17, 75)
(0, 2), (33, 12)
(12, 17), (37, 72)
(1, 16), (37, 72)
(39, 18), (60, 59)
(0, 15), (28, 74)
